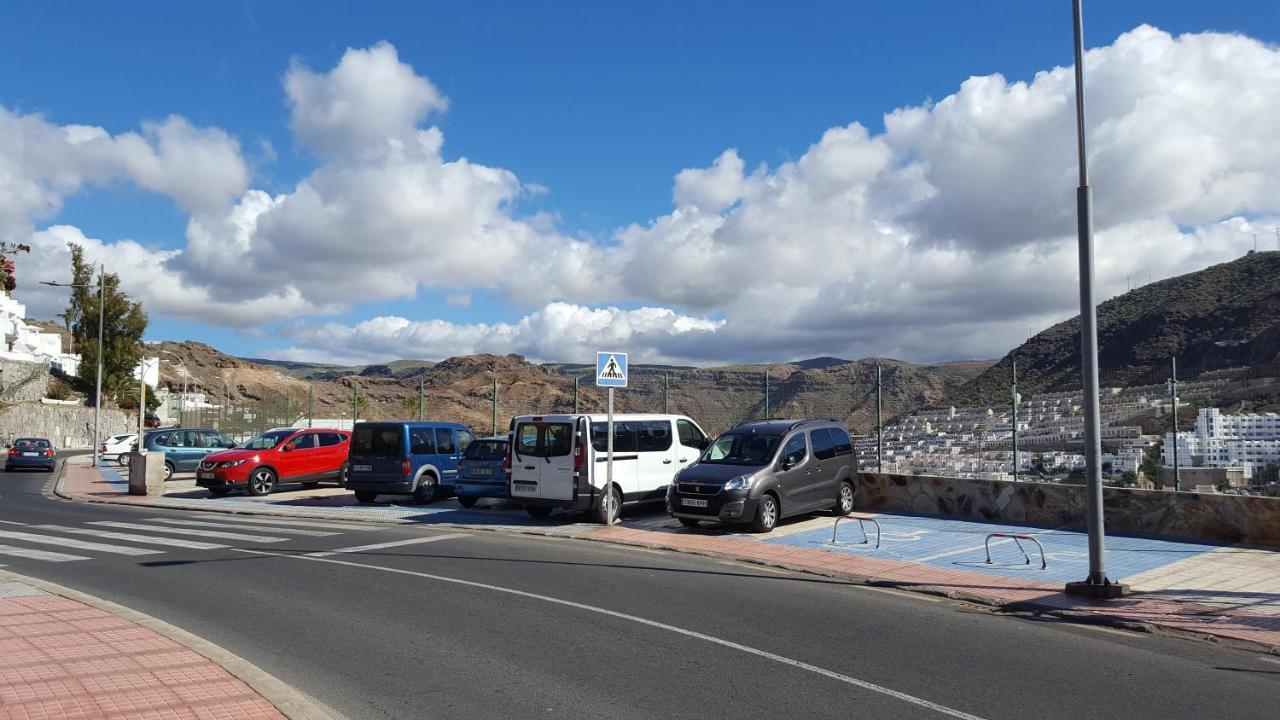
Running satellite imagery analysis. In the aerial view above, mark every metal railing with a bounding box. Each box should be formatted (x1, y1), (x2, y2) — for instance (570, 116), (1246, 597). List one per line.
(829, 513), (882, 549)
(984, 533), (1047, 569)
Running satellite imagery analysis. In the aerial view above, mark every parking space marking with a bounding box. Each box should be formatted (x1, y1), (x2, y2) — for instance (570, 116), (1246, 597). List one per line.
(238, 548), (989, 720)
(306, 533), (471, 558)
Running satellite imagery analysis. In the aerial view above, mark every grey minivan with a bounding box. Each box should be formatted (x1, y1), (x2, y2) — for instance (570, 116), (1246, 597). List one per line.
(666, 419), (856, 532)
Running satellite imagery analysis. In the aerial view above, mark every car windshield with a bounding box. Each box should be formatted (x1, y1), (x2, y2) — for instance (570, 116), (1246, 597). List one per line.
(699, 432), (781, 466)
(14, 439), (50, 450)
(242, 430), (294, 450)
(463, 440), (508, 460)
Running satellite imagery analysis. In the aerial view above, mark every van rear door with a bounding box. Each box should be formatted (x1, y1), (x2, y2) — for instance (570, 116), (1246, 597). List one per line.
(509, 420), (576, 501)
(509, 422), (542, 500)
(350, 423), (405, 484)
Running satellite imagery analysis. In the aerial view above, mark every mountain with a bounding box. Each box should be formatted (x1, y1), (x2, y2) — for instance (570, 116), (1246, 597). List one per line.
(948, 251), (1280, 406)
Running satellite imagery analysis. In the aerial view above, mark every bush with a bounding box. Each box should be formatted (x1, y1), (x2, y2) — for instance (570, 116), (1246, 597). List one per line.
(46, 379), (72, 401)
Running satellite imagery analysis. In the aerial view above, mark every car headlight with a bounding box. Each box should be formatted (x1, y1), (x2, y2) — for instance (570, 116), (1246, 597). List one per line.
(724, 474), (754, 491)
(222, 459), (248, 468)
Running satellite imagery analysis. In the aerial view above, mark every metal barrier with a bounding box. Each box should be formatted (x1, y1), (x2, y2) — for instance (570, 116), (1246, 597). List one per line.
(984, 533), (1047, 569)
(830, 513), (881, 549)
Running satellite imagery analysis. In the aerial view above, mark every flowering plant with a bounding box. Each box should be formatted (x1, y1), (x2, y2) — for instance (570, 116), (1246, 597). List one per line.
(0, 243), (31, 293)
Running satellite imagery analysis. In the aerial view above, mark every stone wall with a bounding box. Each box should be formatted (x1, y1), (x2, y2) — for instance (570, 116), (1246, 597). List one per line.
(0, 358), (50, 403)
(0, 403), (134, 449)
(856, 472), (1280, 548)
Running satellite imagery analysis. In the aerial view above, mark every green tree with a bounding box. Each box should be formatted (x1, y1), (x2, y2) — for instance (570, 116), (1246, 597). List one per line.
(1119, 471), (1138, 487)
(117, 383), (160, 411)
(66, 243), (148, 405)
(1064, 468), (1087, 485)
(402, 394), (424, 417)
(1140, 443), (1164, 485)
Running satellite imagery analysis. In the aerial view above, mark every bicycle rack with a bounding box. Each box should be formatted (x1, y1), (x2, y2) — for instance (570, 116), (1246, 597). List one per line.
(830, 513), (881, 549)
(984, 533), (1047, 570)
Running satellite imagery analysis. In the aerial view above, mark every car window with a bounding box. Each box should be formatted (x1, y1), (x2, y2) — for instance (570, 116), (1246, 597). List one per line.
(243, 430), (293, 450)
(700, 432), (781, 466)
(318, 433), (344, 447)
(811, 429), (836, 461)
(781, 434), (807, 466)
(184, 430), (206, 448)
(290, 433), (318, 450)
(456, 430), (473, 452)
(636, 420), (672, 452)
(410, 428), (436, 455)
(591, 422), (638, 453)
(676, 419), (705, 446)
(831, 427), (853, 456)
(463, 440), (507, 460)
(516, 424), (539, 455)
(515, 422), (573, 457)
(434, 428), (456, 455)
(352, 426), (402, 456)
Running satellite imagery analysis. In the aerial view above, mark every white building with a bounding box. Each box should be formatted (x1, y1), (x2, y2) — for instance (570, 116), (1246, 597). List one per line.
(1164, 408), (1280, 480)
(0, 292), (69, 365)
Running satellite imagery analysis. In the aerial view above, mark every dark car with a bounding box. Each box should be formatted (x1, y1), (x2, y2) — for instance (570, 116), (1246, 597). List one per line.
(346, 421), (474, 504)
(136, 428), (237, 480)
(453, 436), (509, 508)
(667, 419), (856, 533)
(5, 437), (57, 472)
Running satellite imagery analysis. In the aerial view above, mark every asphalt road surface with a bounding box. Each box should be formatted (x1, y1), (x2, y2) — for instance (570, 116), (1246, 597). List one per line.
(1, 457), (1276, 719)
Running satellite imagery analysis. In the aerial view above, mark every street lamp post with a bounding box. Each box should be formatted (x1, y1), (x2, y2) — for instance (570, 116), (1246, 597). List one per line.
(1065, 0), (1127, 598)
(41, 265), (104, 466)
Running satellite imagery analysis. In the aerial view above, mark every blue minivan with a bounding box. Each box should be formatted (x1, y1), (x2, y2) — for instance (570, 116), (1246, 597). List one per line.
(346, 421), (474, 504)
(454, 436), (509, 508)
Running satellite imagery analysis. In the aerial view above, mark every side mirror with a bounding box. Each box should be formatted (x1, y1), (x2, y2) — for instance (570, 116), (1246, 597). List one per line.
(282, 443), (295, 452)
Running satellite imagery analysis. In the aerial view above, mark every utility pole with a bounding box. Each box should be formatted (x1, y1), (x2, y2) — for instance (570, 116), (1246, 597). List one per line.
(1171, 357), (1180, 491)
(663, 372), (670, 414)
(573, 376), (580, 414)
(1012, 360), (1019, 482)
(491, 376), (499, 436)
(307, 384), (314, 429)
(418, 379), (425, 421)
(1065, 0), (1125, 598)
(875, 364), (884, 471)
(352, 382), (359, 428)
(764, 368), (771, 419)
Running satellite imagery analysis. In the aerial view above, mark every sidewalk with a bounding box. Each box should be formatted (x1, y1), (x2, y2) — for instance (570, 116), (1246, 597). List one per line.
(60, 456), (1280, 655)
(0, 575), (286, 719)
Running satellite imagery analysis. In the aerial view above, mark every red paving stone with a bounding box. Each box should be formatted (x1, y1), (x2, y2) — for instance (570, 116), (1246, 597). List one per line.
(0, 591), (286, 720)
(584, 525), (1280, 652)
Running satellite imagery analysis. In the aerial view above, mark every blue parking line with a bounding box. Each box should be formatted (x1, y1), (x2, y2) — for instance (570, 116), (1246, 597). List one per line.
(761, 513), (1222, 584)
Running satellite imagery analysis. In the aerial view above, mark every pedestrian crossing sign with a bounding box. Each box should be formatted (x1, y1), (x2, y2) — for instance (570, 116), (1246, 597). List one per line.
(595, 351), (628, 388)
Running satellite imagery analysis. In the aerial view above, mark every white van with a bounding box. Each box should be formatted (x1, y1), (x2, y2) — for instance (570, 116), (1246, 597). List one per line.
(507, 413), (711, 523)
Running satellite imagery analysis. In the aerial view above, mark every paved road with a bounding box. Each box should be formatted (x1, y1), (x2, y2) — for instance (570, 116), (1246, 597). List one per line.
(2, 458), (1277, 720)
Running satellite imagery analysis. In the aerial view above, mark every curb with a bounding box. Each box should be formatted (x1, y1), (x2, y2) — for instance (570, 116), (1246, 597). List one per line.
(0, 568), (342, 720)
(56, 465), (1280, 658)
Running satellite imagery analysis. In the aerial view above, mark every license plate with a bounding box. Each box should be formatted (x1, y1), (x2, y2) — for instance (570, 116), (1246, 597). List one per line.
(512, 481), (537, 494)
(22, 452), (38, 457)
(471, 468), (493, 477)
(353, 464), (372, 472)
(681, 498), (709, 508)
(198, 472), (215, 480)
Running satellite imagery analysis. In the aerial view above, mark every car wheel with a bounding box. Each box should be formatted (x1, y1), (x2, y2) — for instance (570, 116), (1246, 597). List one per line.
(592, 484), (621, 525)
(457, 496), (478, 508)
(412, 474), (437, 504)
(163, 462), (174, 481)
(525, 506), (553, 519)
(209, 488), (231, 498)
(750, 494), (779, 533)
(247, 468), (276, 496)
(354, 490), (378, 504)
(833, 480), (855, 515)
(337, 462), (349, 487)
(678, 518), (701, 529)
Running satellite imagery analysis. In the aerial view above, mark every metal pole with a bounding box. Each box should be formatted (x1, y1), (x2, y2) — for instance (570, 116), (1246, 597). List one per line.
(137, 358), (146, 441)
(1066, 0), (1123, 597)
(307, 383), (313, 428)
(606, 386), (615, 524)
(764, 368), (771, 419)
(876, 364), (883, 471)
(573, 376), (580, 414)
(663, 372), (670, 414)
(352, 382), (359, 428)
(1012, 360), (1019, 482)
(491, 377), (499, 436)
(418, 379), (425, 421)
(1171, 357), (1180, 491)
(92, 266), (104, 466)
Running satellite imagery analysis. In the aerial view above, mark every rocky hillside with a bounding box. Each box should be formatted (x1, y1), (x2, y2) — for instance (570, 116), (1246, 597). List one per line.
(949, 251), (1280, 407)
(147, 341), (991, 436)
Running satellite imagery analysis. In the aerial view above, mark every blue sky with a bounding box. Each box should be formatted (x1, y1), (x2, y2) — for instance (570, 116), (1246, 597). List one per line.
(2, 2), (1278, 365)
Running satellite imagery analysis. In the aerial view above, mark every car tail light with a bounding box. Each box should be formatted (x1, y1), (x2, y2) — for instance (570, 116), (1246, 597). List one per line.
(573, 442), (585, 474)
(7, 449), (17, 456)
(457, 459), (464, 472)
(500, 452), (511, 476)
(43, 450), (54, 457)
(401, 458), (411, 477)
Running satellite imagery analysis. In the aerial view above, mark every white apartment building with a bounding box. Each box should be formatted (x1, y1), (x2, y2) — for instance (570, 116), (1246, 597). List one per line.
(1164, 408), (1280, 480)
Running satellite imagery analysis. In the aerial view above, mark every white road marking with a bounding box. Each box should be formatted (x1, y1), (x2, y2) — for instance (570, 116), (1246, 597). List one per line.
(151, 515), (381, 532)
(238, 548), (989, 720)
(0, 529), (161, 556)
(0, 543), (89, 562)
(306, 533), (470, 558)
(145, 519), (338, 537)
(87, 521), (288, 543)
(0, 520), (29, 526)
(32, 525), (228, 551)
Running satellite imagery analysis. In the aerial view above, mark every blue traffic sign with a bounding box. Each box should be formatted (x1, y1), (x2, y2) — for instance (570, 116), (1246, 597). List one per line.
(595, 351), (628, 388)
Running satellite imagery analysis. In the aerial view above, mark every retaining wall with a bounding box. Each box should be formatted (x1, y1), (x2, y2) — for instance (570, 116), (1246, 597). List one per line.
(856, 472), (1280, 548)
(0, 358), (50, 403)
(0, 403), (133, 449)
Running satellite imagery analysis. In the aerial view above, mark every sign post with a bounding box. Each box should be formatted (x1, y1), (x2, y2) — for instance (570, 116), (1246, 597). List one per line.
(595, 351), (628, 525)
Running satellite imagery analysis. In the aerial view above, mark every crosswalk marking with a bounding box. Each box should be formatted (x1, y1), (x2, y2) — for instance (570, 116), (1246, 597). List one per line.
(145, 519), (338, 537)
(31, 525), (228, 551)
(307, 533), (469, 558)
(87, 521), (289, 543)
(0, 543), (89, 562)
(149, 515), (384, 532)
(0, 529), (161, 556)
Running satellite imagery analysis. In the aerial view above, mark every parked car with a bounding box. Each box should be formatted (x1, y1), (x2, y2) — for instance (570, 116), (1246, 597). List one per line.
(507, 413), (711, 523)
(144, 412), (162, 428)
(5, 437), (57, 472)
(100, 433), (138, 465)
(454, 436), (509, 508)
(346, 421), (474, 504)
(136, 428), (238, 480)
(196, 427), (351, 497)
(667, 419), (856, 533)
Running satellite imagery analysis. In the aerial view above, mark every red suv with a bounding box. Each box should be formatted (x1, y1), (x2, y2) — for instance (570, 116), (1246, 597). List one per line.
(196, 427), (351, 497)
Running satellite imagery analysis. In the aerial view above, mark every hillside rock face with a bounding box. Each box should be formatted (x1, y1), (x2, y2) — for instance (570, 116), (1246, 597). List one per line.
(950, 251), (1280, 406)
